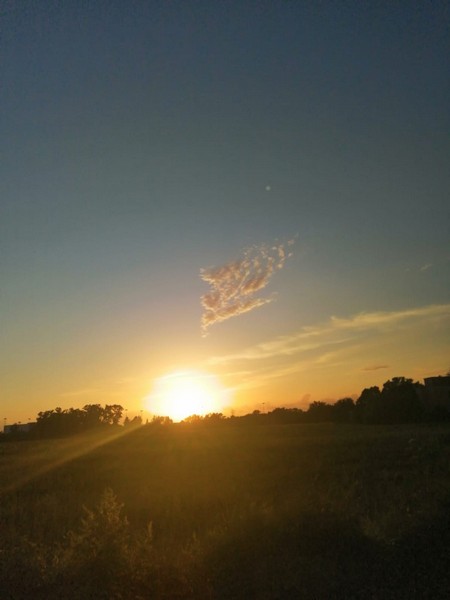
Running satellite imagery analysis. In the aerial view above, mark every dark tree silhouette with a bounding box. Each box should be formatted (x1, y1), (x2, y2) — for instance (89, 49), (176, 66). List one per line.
(332, 397), (355, 423)
(35, 404), (124, 437)
(380, 377), (424, 423)
(355, 379), (425, 424)
(306, 401), (333, 422)
(355, 387), (382, 423)
(268, 407), (305, 424)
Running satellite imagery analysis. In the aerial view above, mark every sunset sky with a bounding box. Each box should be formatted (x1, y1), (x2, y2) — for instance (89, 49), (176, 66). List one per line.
(2, 1), (449, 424)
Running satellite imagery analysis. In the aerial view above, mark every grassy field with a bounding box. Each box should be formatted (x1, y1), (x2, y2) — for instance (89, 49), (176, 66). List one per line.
(1, 422), (450, 598)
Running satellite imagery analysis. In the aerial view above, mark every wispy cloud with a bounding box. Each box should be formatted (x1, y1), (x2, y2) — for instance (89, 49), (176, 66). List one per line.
(207, 303), (450, 397)
(420, 263), (433, 272)
(200, 239), (294, 335)
(209, 304), (450, 365)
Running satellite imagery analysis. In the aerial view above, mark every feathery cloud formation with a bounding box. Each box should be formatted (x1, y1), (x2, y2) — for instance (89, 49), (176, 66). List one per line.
(209, 303), (450, 365)
(200, 240), (294, 335)
(207, 303), (450, 397)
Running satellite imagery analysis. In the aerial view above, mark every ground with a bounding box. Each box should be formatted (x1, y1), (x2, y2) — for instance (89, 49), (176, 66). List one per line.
(1, 422), (450, 598)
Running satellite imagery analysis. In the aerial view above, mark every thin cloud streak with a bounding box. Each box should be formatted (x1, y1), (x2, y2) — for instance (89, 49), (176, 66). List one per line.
(200, 240), (294, 335)
(420, 263), (433, 272)
(207, 302), (450, 400)
(209, 303), (450, 365)
(231, 348), (351, 393)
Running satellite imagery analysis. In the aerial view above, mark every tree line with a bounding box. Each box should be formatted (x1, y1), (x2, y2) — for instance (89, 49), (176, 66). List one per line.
(32, 404), (124, 437)
(181, 376), (448, 426)
(2, 376), (449, 440)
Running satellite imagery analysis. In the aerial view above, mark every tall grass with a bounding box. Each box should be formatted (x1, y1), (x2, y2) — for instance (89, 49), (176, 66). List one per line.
(1, 423), (450, 598)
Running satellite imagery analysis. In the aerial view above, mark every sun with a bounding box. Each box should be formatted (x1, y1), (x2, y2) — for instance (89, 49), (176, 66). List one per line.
(144, 370), (231, 422)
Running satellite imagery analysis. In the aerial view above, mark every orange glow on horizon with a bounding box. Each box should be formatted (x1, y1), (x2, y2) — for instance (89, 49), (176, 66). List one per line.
(144, 370), (232, 421)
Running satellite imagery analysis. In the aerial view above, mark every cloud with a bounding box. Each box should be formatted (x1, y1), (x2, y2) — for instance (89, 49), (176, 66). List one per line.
(200, 240), (294, 335)
(209, 303), (450, 365)
(206, 303), (450, 398)
(420, 263), (433, 272)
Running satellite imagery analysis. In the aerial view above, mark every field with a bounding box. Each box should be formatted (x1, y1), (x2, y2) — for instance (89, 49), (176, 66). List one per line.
(1, 422), (450, 598)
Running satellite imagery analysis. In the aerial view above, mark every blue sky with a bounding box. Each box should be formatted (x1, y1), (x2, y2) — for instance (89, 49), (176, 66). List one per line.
(2, 1), (449, 422)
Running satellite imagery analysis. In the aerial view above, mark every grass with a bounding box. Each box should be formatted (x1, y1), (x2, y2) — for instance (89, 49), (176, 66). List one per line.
(1, 422), (450, 598)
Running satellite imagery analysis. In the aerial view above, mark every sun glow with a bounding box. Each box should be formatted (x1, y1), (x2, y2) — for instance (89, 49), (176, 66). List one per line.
(145, 370), (231, 422)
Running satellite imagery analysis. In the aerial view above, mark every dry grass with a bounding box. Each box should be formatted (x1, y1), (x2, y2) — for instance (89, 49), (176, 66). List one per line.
(1, 422), (450, 598)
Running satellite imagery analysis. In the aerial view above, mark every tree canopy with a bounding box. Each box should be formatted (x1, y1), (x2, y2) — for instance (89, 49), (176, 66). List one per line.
(34, 404), (124, 437)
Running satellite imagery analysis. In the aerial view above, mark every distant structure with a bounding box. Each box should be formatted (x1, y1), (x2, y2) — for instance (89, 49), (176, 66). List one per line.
(424, 376), (450, 410)
(3, 422), (36, 435)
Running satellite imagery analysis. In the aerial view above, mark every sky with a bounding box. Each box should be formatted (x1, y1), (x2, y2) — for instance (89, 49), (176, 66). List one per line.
(2, 1), (449, 424)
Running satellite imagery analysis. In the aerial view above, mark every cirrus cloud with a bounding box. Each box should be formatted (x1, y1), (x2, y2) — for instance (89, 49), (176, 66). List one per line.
(206, 303), (450, 397)
(209, 303), (450, 365)
(200, 240), (294, 335)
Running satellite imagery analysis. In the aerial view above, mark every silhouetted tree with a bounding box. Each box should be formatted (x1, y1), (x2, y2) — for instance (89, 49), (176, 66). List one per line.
(306, 401), (333, 422)
(379, 377), (424, 423)
(356, 379), (425, 424)
(151, 416), (173, 425)
(83, 404), (105, 428)
(268, 407), (305, 424)
(181, 414), (201, 424)
(36, 407), (84, 437)
(204, 413), (225, 423)
(35, 404), (125, 437)
(103, 404), (124, 426)
(332, 398), (355, 423)
(355, 386), (382, 423)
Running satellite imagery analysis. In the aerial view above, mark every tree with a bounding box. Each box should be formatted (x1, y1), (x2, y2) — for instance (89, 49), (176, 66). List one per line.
(355, 379), (425, 424)
(380, 377), (424, 423)
(204, 413), (225, 423)
(102, 404), (124, 426)
(306, 401), (333, 422)
(83, 404), (104, 428)
(35, 404), (125, 437)
(355, 386), (382, 423)
(182, 415), (203, 424)
(332, 398), (355, 423)
(150, 416), (173, 425)
(267, 407), (304, 424)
